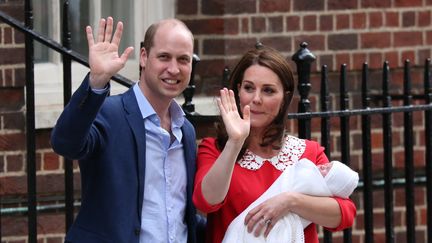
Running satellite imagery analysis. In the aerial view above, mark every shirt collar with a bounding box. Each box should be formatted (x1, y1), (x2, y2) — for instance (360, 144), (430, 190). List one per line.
(133, 82), (185, 128)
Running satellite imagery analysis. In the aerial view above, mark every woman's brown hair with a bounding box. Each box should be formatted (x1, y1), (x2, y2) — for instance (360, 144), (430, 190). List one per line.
(215, 45), (295, 160)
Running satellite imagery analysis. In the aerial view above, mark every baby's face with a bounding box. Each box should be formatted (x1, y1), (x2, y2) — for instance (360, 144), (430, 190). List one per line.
(318, 162), (333, 177)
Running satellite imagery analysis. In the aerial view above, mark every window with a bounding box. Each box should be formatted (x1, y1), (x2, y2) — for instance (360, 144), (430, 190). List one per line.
(34, 0), (175, 128)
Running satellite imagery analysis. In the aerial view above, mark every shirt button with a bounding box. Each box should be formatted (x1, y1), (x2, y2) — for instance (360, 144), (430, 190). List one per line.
(134, 228), (140, 235)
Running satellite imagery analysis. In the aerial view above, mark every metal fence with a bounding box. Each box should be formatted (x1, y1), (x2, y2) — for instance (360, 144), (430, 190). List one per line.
(1, 1), (432, 243)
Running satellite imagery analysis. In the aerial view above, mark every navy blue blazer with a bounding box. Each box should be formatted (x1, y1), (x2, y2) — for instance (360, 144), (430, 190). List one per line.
(51, 76), (202, 243)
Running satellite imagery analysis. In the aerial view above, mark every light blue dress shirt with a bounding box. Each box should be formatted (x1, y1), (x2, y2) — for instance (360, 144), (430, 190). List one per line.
(133, 84), (188, 243)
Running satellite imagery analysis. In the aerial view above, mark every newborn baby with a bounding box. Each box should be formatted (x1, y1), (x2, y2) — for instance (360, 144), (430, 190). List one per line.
(222, 158), (359, 243)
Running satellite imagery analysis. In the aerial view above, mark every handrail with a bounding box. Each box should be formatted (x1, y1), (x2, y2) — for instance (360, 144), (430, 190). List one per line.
(0, 10), (134, 87)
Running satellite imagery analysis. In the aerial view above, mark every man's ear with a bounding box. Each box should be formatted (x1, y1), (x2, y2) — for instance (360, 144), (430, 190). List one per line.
(140, 47), (148, 69)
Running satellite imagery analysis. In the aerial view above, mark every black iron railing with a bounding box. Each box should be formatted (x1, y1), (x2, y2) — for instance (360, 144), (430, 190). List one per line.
(1, 1), (432, 243)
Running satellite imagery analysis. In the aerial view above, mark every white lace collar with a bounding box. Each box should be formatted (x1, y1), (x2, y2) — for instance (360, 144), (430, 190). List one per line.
(237, 135), (306, 171)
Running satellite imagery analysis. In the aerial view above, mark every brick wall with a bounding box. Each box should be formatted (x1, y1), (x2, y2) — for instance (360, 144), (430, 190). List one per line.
(1, 0), (431, 242)
(0, 1), (74, 242)
(177, 0), (432, 242)
(177, 0), (432, 95)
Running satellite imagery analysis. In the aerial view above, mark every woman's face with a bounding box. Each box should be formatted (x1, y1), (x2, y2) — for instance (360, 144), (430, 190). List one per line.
(238, 64), (284, 130)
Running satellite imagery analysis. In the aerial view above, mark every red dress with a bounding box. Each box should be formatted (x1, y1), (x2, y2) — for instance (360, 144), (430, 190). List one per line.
(193, 135), (357, 243)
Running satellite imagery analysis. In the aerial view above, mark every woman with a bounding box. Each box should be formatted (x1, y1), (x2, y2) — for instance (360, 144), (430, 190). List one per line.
(192, 46), (356, 243)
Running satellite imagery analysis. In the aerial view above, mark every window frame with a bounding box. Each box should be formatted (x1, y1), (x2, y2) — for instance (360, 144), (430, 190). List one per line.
(35, 0), (175, 128)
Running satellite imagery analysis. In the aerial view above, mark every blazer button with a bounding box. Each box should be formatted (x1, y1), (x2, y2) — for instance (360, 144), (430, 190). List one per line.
(134, 228), (141, 236)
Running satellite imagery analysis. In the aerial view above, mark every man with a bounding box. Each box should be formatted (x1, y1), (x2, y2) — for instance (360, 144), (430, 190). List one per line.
(51, 16), (204, 243)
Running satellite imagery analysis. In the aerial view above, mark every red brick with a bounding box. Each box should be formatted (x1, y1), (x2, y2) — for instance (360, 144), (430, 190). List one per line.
(0, 88), (24, 111)
(361, 32), (391, 49)
(0, 4), (24, 22)
(259, 0), (290, 13)
(293, 0), (324, 11)
(417, 49), (431, 64)
(0, 176), (26, 195)
(241, 17), (249, 33)
(177, 0), (198, 15)
(185, 18), (238, 35)
(251, 16), (266, 33)
(373, 232), (386, 242)
(14, 29), (25, 44)
(402, 11), (416, 27)
(384, 51), (400, 67)
(293, 34), (325, 51)
(328, 33), (358, 50)
(319, 54), (334, 71)
(328, 0), (357, 10)
(336, 53), (351, 70)
(268, 16), (283, 33)
(0, 47), (25, 65)
(43, 152), (61, 171)
(46, 237), (65, 243)
(394, 31), (423, 47)
(202, 0), (256, 15)
(5, 68), (13, 84)
(260, 36), (292, 53)
(362, 0), (391, 7)
(427, 31), (432, 45)
(418, 11), (431, 27)
(353, 13), (367, 29)
(286, 16), (300, 31)
(195, 59), (229, 86)
(320, 15), (333, 31)
(0, 133), (25, 151)
(0, 155), (4, 173)
(395, 0), (422, 7)
(2, 112), (24, 131)
(401, 50), (415, 64)
(6, 154), (24, 172)
(385, 11), (400, 27)
(36, 129), (54, 149)
(352, 53), (367, 70)
(336, 14), (350, 30)
(14, 67), (26, 87)
(369, 12), (384, 28)
(303, 15), (317, 31)
(3, 26), (13, 44)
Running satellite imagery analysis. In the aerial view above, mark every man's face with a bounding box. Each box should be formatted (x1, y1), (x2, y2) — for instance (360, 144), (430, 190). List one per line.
(140, 23), (194, 105)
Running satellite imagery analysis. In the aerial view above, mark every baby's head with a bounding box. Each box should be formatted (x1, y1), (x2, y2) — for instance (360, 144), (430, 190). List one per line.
(320, 161), (359, 198)
(318, 162), (333, 177)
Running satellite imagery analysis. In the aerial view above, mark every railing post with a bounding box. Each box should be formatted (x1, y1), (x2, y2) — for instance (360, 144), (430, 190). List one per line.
(222, 66), (230, 88)
(403, 60), (416, 243)
(24, 0), (37, 242)
(62, 0), (75, 231)
(292, 42), (316, 139)
(424, 58), (432, 243)
(182, 54), (200, 115)
(382, 61), (395, 243)
(361, 62), (374, 243)
(320, 65), (333, 243)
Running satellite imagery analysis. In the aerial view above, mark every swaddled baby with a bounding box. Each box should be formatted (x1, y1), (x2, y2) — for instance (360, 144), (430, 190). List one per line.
(222, 158), (359, 243)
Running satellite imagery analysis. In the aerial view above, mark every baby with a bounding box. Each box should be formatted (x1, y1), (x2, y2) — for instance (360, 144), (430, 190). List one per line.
(222, 158), (359, 243)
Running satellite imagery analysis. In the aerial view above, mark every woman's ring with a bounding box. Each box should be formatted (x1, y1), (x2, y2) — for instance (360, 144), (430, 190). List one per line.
(265, 219), (272, 226)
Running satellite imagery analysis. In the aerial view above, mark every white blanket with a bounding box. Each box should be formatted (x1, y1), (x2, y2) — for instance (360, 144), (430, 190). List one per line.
(222, 158), (357, 243)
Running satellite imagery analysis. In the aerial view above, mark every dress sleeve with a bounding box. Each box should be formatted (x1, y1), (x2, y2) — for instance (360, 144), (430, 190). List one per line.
(325, 197), (357, 231)
(301, 139), (357, 231)
(192, 138), (226, 213)
(300, 139), (329, 165)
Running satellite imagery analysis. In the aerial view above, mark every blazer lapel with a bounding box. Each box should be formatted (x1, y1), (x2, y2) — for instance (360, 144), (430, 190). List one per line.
(122, 87), (146, 221)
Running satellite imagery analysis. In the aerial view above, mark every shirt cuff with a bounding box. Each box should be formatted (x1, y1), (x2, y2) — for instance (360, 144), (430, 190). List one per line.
(91, 83), (110, 94)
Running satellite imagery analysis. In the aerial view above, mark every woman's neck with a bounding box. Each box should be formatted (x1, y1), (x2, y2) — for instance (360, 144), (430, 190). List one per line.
(247, 131), (280, 159)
